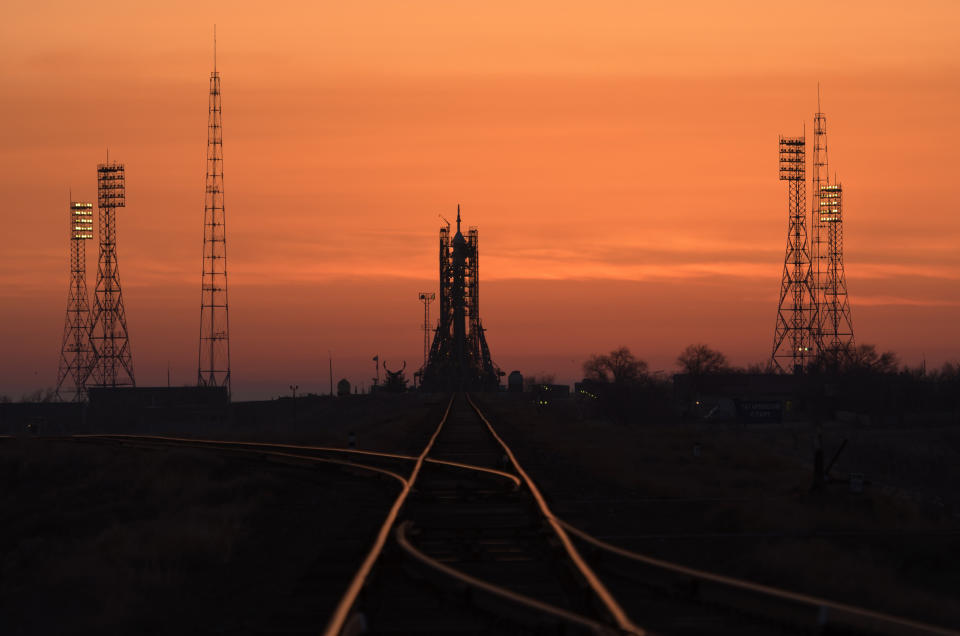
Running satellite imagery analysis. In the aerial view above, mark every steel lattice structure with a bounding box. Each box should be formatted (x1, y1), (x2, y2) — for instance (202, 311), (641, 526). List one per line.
(810, 98), (855, 365)
(420, 207), (500, 391)
(55, 200), (95, 400)
(418, 292), (435, 370)
(198, 39), (231, 395)
(817, 183), (854, 358)
(771, 137), (816, 373)
(85, 162), (135, 388)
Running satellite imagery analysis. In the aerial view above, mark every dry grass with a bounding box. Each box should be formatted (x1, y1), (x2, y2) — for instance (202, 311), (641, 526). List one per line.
(477, 394), (960, 629)
(0, 437), (398, 633)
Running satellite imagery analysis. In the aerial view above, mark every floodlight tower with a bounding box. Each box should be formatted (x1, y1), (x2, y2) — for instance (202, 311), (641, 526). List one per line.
(86, 161), (135, 387)
(771, 136), (816, 373)
(55, 200), (95, 400)
(817, 183), (855, 358)
(198, 30), (231, 395)
(418, 292), (435, 369)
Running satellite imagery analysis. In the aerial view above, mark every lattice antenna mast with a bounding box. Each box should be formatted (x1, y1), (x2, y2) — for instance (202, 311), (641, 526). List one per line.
(86, 161), (135, 387)
(772, 136), (816, 373)
(811, 86), (829, 352)
(418, 292), (436, 369)
(811, 89), (854, 364)
(198, 27), (232, 394)
(56, 199), (95, 400)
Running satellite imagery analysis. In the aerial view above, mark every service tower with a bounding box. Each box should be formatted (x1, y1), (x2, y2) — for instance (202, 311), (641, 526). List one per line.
(420, 206), (500, 391)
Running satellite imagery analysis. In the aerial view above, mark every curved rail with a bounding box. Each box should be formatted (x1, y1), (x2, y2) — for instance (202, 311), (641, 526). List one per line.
(466, 394), (644, 636)
(76, 434), (410, 486)
(75, 434), (415, 461)
(395, 521), (618, 635)
(560, 520), (959, 636)
(321, 394), (455, 636)
(78, 434), (520, 488)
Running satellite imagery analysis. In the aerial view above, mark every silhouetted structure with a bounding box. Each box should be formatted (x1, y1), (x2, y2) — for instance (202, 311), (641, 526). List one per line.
(198, 31), (232, 395)
(382, 361), (408, 392)
(418, 292), (435, 370)
(811, 94), (855, 364)
(420, 207), (500, 391)
(56, 200), (95, 401)
(771, 137), (816, 373)
(85, 161), (135, 388)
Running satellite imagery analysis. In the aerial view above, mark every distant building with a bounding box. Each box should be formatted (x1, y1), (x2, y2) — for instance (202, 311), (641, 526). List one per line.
(508, 371), (523, 392)
(337, 378), (351, 397)
(673, 373), (801, 423)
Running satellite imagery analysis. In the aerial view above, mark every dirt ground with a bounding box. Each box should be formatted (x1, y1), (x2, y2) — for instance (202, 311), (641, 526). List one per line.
(6, 393), (958, 632)
(475, 393), (960, 630)
(0, 396), (446, 635)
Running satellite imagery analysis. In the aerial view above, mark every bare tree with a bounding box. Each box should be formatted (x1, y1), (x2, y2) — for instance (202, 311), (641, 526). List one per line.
(676, 344), (728, 375)
(844, 344), (899, 373)
(583, 346), (648, 384)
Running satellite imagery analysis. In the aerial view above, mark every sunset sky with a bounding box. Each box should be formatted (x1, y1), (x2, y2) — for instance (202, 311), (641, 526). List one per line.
(2, 1), (959, 399)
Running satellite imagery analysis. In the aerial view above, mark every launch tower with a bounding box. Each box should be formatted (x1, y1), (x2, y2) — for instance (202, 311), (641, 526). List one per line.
(86, 161), (135, 388)
(55, 200), (95, 400)
(420, 207), (500, 391)
(198, 33), (231, 394)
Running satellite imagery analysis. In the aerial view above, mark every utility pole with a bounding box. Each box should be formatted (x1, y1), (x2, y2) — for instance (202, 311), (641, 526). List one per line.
(328, 351), (333, 396)
(289, 384), (299, 421)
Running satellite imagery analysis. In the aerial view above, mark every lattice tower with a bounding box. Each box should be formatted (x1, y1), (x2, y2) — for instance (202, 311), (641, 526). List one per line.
(85, 162), (135, 387)
(811, 102), (829, 352)
(198, 35), (231, 394)
(771, 137), (816, 373)
(420, 206), (500, 391)
(811, 95), (855, 364)
(55, 200), (94, 400)
(419, 292), (435, 369)
(817, 183), (855, 357)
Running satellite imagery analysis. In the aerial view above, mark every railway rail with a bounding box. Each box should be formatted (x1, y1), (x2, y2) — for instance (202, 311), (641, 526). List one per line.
(62, 395), (958, 636)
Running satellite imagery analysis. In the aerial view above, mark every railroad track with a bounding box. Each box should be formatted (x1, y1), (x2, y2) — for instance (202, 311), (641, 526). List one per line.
(68, 395), (958, 636)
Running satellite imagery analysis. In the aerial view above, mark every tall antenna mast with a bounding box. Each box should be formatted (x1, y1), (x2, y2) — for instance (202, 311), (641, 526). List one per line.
(56, 198), (95, 400)
(198, 27), (232, 395)
(810, 89), (855, 365)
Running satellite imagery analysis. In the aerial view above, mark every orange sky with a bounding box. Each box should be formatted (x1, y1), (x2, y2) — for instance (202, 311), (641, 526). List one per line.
(2, 2), (959, 398)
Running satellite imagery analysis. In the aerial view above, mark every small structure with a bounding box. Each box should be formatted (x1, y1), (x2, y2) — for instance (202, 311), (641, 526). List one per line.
(383, 361), (408, 393)
(337, 378), (351, 397)
(508, 371), (523, 392)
